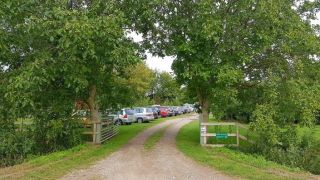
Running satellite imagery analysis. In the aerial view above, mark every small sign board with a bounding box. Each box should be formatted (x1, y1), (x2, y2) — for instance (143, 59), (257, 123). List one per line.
(201, 127), (206, 133)
(216, 133), (228, 139)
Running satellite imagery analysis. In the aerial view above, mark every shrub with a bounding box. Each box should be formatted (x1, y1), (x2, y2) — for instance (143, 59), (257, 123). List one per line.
(250, 104), (320, 174)
(301, 138), (320, 174)
(0, 129), (34, 167)
(33, 118), (83, 153)
(0, 117), (83, 167)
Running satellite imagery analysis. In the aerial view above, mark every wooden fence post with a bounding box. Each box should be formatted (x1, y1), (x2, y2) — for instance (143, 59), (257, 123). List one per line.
(93, 122), (96, 143)
(199, 114), (206, 145)
(95, 121), (101, 144)
(236, 124), (239, 147)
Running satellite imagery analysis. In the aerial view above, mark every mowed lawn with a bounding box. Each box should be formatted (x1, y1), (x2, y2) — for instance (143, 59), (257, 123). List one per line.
(0, 114), (192, 180)
(176, 121), (318, 180)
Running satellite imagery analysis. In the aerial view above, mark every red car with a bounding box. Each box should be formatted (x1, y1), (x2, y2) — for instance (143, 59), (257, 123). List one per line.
(159, 107), (168, 117)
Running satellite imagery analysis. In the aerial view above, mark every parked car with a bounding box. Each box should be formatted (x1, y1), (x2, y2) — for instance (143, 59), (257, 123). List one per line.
(108, 108), (135, 125)
(183, 103), (195, 112)
(181, 106), (189, 114)
(131, 107), (155, 123)
(159, 107), (169, 117)
(149, 107), (160, 119)
(172, 106), (182, 115)
(166, 106), (174, 116)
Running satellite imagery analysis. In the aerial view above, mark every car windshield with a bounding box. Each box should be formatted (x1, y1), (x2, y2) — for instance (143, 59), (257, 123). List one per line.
(146, 108), (153, 112)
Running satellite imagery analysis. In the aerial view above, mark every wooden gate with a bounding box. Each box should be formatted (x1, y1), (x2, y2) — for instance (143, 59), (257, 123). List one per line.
(82, 116), (119, 144)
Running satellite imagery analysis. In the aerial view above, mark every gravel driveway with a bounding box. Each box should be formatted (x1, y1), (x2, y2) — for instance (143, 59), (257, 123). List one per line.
(61, 115), (233, 180)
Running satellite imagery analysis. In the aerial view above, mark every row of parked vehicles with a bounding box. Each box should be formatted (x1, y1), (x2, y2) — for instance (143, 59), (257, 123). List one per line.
(109, 105), (195, 125)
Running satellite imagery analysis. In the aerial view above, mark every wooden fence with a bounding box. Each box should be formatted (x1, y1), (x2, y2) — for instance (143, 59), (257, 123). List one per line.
(200, 122), (254, 147)
(82, 116), (119, 144)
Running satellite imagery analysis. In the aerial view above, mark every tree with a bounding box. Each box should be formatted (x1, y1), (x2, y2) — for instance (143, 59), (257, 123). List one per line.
(111, 62), (156, 107)
(150, 71), (181, 105)
(125, 0), (320, 143)
(0, 0), (141, 124)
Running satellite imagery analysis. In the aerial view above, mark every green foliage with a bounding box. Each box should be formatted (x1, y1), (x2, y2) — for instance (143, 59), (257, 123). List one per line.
(250, 104), (320, 174)
(177, 121), (313, 180)
(128, 0), (320, 125)
(33, 118), (83, 153)
(0, 0), (140, 166)
(118, 62), (156, 107)
(0, 118), (82, 167)
(124, 2), (320, 174)
(0, 115), (185, 179)
(0, 129), (34, 167)
(302, 140), (320, 174)
(151, 71), (182, 105)
(130, 1), (320, 174)
(250, 104), (280, 150)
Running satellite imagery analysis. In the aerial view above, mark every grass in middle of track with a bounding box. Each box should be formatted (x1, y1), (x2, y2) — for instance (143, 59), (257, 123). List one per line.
(144, 125), (169, 150)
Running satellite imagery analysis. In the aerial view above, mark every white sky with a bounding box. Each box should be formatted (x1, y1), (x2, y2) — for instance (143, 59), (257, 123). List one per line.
(145, 53), (174, 73)
(128, 32), (174, 73)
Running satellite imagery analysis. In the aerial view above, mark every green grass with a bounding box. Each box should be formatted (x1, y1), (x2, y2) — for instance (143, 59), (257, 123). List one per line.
(208, 117), (320, 145)
(144, 125), (169, 150)
(298, 125), (320, 142)
(176, 121), (315, 180)
(0, 114), (193, 180)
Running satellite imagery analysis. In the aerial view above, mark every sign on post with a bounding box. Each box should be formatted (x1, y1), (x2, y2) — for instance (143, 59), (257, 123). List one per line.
(201, 126), (206, 133)
(200, 122), (241, 147)
(216, 133), (228, 139)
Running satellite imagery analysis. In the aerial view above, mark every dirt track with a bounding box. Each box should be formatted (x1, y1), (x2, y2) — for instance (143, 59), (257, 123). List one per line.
(61, 115), (232, 180)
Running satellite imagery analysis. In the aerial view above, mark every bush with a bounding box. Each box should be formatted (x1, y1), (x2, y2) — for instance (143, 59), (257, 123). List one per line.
(0, 117), (83, 167)
(250, 104), (320, 174)
(301, 139), (320, 174)
(33, 118), (83, 153)
(0, 129), (34, 167)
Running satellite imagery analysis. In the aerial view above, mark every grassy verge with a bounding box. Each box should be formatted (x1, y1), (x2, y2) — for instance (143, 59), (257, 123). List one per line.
(144, 125), (169, 150)
(207, 117), (320, 146)
(176, 120), (316, 180)
(0, 114), (192, 180)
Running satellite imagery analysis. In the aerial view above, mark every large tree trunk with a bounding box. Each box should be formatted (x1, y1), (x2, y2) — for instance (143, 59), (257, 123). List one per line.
(197, 90), (210, 145)
(87, 85), (100, 122)
(87, 85), (101, 144)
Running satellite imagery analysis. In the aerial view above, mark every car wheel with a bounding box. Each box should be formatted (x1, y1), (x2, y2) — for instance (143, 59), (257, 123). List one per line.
(137, 118), (143, 123)
(115, 119), (122, 125)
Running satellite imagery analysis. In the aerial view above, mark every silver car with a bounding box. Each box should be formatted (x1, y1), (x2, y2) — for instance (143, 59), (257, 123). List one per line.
(109, 108), (135, 125)
(130, 107), (155, 123)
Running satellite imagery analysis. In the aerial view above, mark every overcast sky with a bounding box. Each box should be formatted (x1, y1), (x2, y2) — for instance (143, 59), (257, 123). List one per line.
(130, 13), (320, 73)
(128, 32), (175, 73)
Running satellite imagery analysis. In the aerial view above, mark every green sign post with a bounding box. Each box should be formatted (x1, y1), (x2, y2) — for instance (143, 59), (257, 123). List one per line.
(216, 133), (228, 139)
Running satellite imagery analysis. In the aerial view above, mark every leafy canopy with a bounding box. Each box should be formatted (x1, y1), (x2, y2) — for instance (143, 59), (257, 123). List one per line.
(0, 0), (140, 120)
